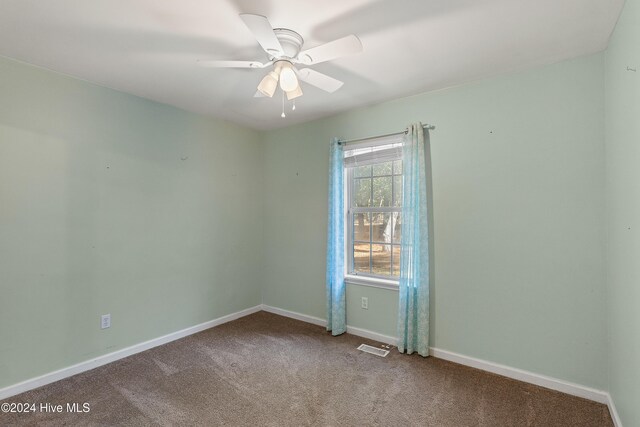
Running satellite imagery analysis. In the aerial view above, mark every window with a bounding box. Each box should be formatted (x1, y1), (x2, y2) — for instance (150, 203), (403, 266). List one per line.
(344, 138), (403, 286)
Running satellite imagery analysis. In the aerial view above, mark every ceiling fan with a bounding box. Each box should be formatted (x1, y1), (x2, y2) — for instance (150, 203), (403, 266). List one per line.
(197, 14), (363, 112)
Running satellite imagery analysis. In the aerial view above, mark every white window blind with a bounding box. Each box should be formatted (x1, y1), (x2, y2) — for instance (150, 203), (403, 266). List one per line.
(343, 134), (404, 168)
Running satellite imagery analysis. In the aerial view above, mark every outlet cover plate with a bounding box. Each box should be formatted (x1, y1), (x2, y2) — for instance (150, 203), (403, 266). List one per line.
(101, 314), (111, 329)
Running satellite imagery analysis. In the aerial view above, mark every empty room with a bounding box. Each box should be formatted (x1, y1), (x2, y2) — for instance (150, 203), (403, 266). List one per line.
(0, 0), (638, 426)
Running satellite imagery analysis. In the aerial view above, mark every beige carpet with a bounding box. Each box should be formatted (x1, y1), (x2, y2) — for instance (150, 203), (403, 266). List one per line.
(1, 311), (613, 426)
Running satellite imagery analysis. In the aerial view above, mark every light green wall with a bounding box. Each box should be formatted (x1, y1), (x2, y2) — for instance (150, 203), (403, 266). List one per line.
(263, 54), (607, 389)
(0, 56), (264, 388)
(605, 0), (640, 424)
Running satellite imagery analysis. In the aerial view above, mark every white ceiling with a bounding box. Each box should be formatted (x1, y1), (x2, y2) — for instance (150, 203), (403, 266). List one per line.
(0, 0), (624, 130)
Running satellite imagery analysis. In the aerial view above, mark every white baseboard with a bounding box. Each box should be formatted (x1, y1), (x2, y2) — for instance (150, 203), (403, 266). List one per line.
(260, 304), (397, 346)
(606, 393), (623, 427)
(260, 304), (326, 327)
(260, 304), (612, 407)
(345, 325), (396, 346)
(429, 348), (609, 404)
(0, 305), (262, 401)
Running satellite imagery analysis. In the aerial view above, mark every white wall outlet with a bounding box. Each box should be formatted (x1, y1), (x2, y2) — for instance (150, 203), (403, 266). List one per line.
(101, 314), (111, 329)
(361, 297), (369, 309)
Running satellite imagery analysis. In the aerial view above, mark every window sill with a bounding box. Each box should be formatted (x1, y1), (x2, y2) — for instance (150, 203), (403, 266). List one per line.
(345, 274), (399, 291)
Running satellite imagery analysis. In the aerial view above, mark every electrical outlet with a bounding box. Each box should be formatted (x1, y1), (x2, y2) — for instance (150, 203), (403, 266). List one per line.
(361, 297), (368, 310)
(101, 314), (111, 329)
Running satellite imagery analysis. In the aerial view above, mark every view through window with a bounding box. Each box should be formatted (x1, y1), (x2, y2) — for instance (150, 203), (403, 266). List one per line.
(347, 159), (402, 279)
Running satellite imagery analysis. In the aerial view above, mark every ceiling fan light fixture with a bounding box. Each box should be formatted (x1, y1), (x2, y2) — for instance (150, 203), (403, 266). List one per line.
(199, 14), (359, 115)
(257, 71), (279, 97)
(286, 85), (303, 100)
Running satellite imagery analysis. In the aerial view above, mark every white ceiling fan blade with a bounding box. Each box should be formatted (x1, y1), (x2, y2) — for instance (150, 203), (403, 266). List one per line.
(197, 60), (269, 68)
(297, 35), (362, 65)
(239, 14), (284, 57)
(297, 68), (344, 93)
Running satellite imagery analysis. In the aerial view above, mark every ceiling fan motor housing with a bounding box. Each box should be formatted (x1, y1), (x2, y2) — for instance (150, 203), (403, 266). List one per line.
(272, 28), (304, 60)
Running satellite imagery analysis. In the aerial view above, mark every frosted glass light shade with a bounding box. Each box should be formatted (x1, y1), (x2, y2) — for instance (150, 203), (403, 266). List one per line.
(279, 67), (299, 92)
(257, 71), (279, 97)
(286, 85), (303, 100)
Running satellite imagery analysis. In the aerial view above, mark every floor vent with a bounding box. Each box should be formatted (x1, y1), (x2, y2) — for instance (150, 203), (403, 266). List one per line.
(357, 344), (389, 357)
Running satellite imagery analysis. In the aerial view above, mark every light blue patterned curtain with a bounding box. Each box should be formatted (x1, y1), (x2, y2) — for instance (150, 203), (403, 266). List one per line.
(326, 137), (346, 335)
(397, 123), (430, 356)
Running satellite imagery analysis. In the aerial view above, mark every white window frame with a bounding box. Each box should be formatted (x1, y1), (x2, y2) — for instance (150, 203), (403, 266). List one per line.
(343, 144), (402, 291)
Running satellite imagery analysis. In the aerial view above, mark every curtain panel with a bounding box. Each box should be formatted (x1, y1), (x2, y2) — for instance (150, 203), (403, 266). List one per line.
(397, 123), (430, 356)
(326, 137), (346, 335)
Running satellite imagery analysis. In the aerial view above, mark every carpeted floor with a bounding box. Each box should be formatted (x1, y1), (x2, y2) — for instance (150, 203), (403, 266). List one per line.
(1, 311), (613, 426)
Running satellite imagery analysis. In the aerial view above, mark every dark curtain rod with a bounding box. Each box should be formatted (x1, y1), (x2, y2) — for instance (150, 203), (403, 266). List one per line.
(338, 123), (435, 145)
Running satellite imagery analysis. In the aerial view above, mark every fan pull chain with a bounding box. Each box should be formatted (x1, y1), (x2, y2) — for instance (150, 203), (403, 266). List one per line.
(281, 90), (286, 118)
(292, 100), (296, 111)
